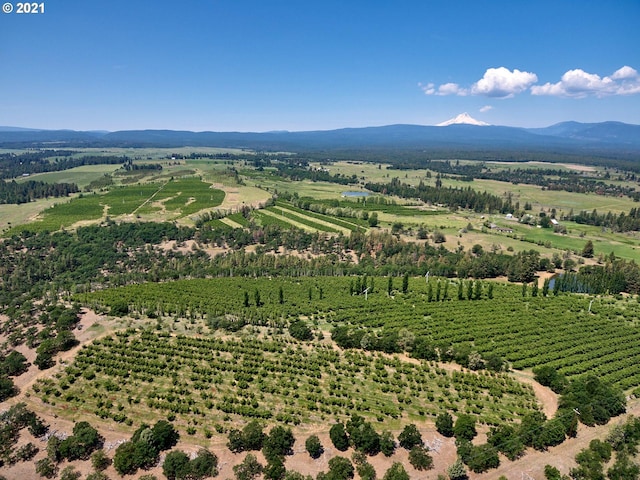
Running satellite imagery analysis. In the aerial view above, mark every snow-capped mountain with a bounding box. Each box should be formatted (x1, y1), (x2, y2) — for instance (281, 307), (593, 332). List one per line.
(436, 112), (490, 126)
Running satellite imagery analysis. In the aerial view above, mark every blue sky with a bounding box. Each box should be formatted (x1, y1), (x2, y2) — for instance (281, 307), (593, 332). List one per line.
(1, 0), (639, 131)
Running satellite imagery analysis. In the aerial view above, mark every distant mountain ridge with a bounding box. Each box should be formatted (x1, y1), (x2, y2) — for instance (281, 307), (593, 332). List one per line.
(0, 120), (639, 152)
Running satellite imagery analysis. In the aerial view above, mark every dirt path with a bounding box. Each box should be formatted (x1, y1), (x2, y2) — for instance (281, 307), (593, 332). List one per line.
(511, 370), (559, 419)
(131, 181), (168, 216)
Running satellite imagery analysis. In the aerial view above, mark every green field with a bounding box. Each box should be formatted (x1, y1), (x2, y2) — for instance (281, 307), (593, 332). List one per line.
(14, 164), (121, 188)
(82, 277), (640, 392)
(37, 329), (538, 434)
(3, 178), (225, 235)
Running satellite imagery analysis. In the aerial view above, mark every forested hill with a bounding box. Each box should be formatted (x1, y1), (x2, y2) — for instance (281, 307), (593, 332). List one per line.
(1, 121), (640, 154)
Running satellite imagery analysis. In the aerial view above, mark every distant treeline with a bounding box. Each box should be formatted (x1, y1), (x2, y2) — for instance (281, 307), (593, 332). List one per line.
(122, 160), (162, 171)
(0, 150), (129, 179)
(364, 177), (510, 213)
(298, 148), (640, 172)
(390, 160), (640, 200)
(274, 165), (358, 185)
(0, 179), (79, 204)
(565, 208), (640, 233)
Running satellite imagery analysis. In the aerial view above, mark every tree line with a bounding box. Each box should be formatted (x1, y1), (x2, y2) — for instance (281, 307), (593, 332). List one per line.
(0, 179), (79, 204)
(390, 160), (640, 200)
(364, 177), (510, 213)
(0, 150), (128, 179)
(564, 207), (640, 233)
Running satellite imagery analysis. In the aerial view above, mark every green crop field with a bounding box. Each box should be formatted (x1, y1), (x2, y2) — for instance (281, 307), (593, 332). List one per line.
(37, 329), (538, 434)
(3, 177), (225, 235)
(82, 277), (640, 392)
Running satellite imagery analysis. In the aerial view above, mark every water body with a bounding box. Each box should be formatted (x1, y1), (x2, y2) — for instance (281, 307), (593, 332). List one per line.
(341, 191), (370, 197)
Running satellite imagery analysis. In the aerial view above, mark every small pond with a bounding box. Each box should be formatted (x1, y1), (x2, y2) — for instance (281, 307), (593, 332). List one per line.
(341, 191), (370, 197)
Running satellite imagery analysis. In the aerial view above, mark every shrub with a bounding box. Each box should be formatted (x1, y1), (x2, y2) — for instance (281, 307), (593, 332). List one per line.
(447, 458), (468, 480)
(436, 412), (454, 437)
(305, 435), (323, 459)
(453, 415), (476, 441)
(326, 456), (354, 480)
(330, 423), (349, 451)
(263, 425), (295, 460)
(59, 466), (81, 480)
(233, 453), (263, 480)
(380, 431), (396, 456)
(35, 457), (58, 478)
(163, 450), (190, 480)
(398, 424), (422, 450)
(409, 446), (433, 471)
(383, 462), (409, 480)
(91, 449), (111, 471)
(86, 472), (110, 480)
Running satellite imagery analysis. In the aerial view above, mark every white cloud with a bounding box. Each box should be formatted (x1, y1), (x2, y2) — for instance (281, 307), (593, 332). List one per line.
(419, 82), (468, 96)
(479, 105), (493, 113)
(612, 66), (637, 80)
(422, 67), (537, 98)
(470, 67), (538, 98)
(437, 83), (468, 96)
(531, 66), (640, 97)
(418, 82), (435, 95)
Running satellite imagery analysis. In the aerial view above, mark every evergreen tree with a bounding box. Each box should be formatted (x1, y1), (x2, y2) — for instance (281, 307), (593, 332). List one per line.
(581, 240), (595, 258)
(402, 273), (409, 294)
(473, 280), (482, 300)
(542, 278), (550, 296)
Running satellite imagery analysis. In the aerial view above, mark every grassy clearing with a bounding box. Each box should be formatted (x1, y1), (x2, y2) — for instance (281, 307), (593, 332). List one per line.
(14, 164), (120, 188)
(0, 197), (61, 233)
(442, 177), (638, 215)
